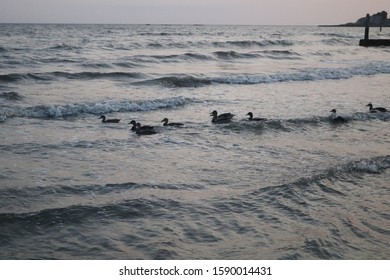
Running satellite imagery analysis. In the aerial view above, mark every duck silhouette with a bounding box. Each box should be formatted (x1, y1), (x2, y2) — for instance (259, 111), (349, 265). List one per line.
(246, 112), (267, 121)
(329, 109), (348, 123)
(161, 118), (184, 126)
(366, 103), (387, 113)
(135, 123), (157, 135)
(210, 110), (234, 123)
(99, 115), (120, 123)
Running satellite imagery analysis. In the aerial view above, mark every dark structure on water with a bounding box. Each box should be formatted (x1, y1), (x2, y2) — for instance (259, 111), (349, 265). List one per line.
(359, 13), (390, 47)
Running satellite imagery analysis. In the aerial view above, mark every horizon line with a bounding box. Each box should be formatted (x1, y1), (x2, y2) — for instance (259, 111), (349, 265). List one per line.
(0, 22), (354, 27)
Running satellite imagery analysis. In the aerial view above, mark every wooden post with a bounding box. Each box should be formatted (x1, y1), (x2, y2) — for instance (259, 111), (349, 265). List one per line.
(364, 13), (370, 40)
(359, 12), (390, 46)
(380, 11), (387, 32)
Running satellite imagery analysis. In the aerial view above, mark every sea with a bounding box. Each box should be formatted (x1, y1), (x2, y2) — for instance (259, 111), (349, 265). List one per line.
(0, 24), (389, 260)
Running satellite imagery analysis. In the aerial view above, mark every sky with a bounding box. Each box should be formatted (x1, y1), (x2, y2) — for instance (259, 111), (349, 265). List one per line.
(0, 0), (388, 25)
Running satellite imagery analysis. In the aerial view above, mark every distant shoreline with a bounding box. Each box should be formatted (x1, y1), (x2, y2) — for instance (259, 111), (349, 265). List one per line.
(320, 11), (390, 28)
(319, 24), (389, 28)
(318, 25), (361, 27)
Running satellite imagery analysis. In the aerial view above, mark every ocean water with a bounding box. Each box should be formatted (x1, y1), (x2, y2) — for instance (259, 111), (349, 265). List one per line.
(0, 24), (389, 260)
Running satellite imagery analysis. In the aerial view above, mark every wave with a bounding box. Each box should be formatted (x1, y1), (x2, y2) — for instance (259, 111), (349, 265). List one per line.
(2, 96), (191, 119)
(0, 201), (151, 226)
(283, 111), (390, 125)
(350, 112), (390, 121)
(228, 155), (390, 211)
(134, 52), (213, 63)
(345, 157), (390, 174)
(47, 43), (82, 51)
(212, 50), (301, 61)
(113, 61), (141, 68)
(0, 182), (203, 203)
(133, 49), (299, 63)
(307, 155), (390, 182)
(0, 91), (24, 101)
(213, 50), (260, 60)
(213, 39), (294, 48)
(139, 31), (193, 37)
(135, 38), (294, 50)
(314, 32), (359, 39)
(322, 38), (352, 46)
(1, 155), (388, 259)
(40, 57), (79, 64)
(0, 71), (147, 83)
(79, 62), (113, 69)
(220, 118), (321, 134)
(137, 61), (390, 88)
(134, 75), (212, 87)
(218, 112), (390, 134)
(0, 73), (49, 83)
(52, 71), (146, 80)
(262, 50), (302, 59)
(244, 156), (390, 212)
(0, 180), (203, 218)
(7, 156), (388, 220)
(3, 59), (388, 87)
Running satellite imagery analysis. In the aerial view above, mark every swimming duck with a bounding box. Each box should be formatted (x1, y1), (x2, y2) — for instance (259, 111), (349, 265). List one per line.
(366, 103), (387, 113)
(330, 109), (348, 123)
(246, 112), (267, 121)
(128, 120), (138, 131)
(210, 110), (234, 123)
(161, 118), (184, 126)
(99, 115), (120, 123)
(129, 120), (154, 131)
(135, 123), (157, 135)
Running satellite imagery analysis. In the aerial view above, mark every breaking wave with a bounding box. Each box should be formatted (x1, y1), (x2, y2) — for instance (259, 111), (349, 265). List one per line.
(218, 112), (390, 134)
(213, 39), (294, 48)
(0, 91), (24, 101)
(2, 96), (191, 119)
(0, 71), (147, 83)
(135, 61), (390, 88)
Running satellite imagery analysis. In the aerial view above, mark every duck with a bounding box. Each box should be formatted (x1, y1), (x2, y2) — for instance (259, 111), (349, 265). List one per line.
(99, 115), (120, 123)
(329, 109), (348, 123)
(128, 120), (138, 131)
(366, 103), (387, 113)
(129, 120), (154, 131)
(210, 110), (234, 123)
(161, 118), (184, 127)
(246, 112), (267, 121)
(135, 123), (157, 135)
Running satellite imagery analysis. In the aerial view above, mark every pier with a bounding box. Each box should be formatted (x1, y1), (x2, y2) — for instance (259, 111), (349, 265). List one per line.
(359, 14), (390, 47)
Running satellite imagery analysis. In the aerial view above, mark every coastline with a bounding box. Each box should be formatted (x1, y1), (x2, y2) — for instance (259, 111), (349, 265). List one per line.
(319, 24), (390, 27)
(319, 11), (390, 28)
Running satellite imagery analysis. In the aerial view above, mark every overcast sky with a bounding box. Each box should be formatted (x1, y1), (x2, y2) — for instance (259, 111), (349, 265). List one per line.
(0, 0), (388, 25)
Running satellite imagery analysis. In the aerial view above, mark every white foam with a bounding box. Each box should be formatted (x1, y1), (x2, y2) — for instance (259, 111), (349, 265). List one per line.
(12, 96), (191, 119)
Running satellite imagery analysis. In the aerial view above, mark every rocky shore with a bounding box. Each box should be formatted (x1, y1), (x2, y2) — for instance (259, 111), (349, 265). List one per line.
(320, 11), (390, 27)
